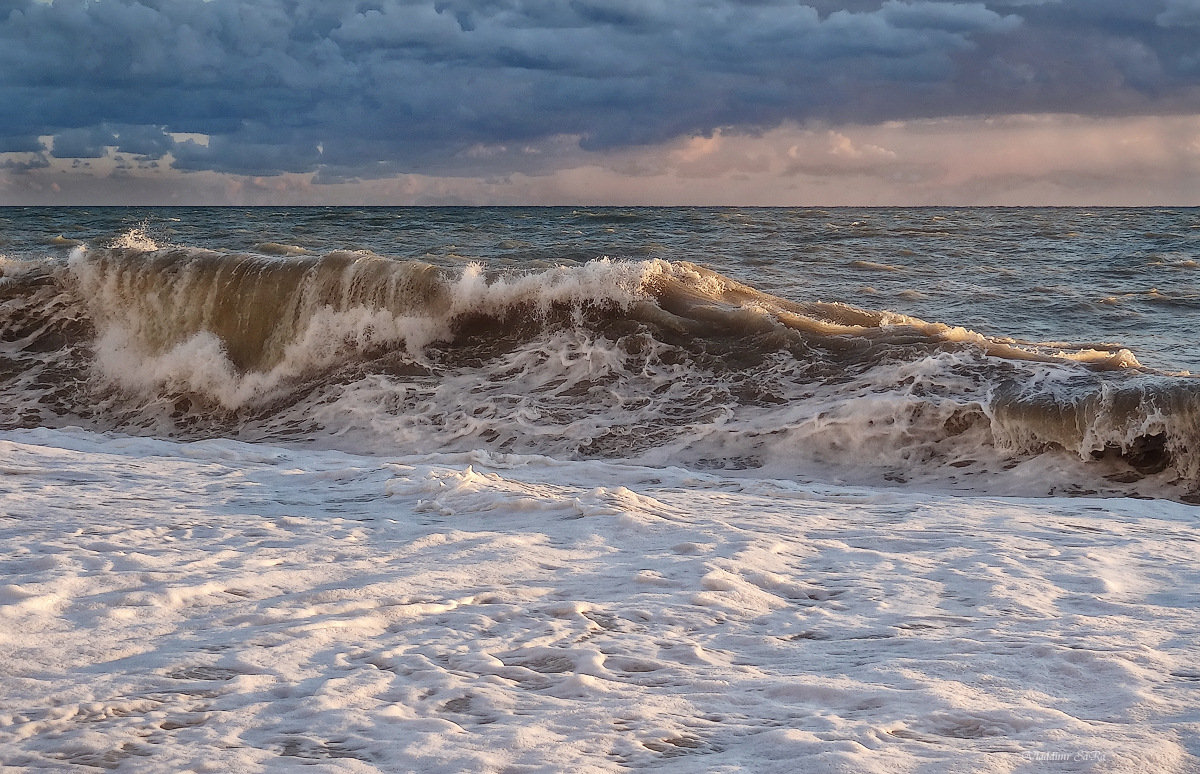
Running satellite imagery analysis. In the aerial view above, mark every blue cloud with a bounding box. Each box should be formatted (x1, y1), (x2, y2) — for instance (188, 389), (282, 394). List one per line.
(0, 134), (43, 153)
(0, 0), (1194, 180)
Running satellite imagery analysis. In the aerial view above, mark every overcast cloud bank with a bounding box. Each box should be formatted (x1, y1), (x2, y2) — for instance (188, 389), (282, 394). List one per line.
(1, 0), (1198, 203)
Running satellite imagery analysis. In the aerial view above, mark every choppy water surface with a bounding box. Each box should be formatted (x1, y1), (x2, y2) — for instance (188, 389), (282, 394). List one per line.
(2, 206), (1199, 499)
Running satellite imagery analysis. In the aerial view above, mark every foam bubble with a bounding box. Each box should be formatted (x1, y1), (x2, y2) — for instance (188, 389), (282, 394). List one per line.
(108, 226), (161, 252)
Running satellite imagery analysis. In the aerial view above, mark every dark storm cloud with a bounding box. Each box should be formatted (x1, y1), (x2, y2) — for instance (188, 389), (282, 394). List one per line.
(0, 135), (43, 153)
(45, 123), (174, 158)
(50, 126), (115, 158)
(1159, 0), (1200, 28)
(0, 0), (1196, 179)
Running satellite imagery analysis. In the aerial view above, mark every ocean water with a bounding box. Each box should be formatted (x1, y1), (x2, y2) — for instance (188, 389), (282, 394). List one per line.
(2, 207), (1200, 771)
(4, 206), (1200, 496)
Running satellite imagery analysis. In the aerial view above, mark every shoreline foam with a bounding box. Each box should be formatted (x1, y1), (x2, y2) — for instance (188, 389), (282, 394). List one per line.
(1, 428), (1197, 771)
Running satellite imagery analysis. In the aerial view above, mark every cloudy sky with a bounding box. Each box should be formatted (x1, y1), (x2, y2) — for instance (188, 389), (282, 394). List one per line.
(1, 0), (1199, 205)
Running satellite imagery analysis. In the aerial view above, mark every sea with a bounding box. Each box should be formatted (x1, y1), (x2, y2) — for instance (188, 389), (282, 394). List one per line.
(2, 207), (1199, 772)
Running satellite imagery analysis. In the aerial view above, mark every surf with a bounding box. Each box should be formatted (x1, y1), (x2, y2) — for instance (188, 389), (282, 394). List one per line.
(1, 239), (1198, 499)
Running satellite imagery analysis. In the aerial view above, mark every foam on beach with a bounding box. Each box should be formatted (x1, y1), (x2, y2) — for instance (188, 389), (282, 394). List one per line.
(1, 429), (1198, 772)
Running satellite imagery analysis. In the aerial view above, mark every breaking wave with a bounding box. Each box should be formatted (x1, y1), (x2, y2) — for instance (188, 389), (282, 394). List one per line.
(3, 242), (1199, 499)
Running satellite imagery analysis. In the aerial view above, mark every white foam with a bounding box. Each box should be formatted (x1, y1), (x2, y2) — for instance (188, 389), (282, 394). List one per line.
(1, 428), (1197, 771)
(0, 255), (38, 279)
(448, 257), (655, 317)
(108, 226), (162, 252)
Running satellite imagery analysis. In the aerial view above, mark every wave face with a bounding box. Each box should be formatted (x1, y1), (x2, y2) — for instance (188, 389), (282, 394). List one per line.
(4, 216), (1200, 500)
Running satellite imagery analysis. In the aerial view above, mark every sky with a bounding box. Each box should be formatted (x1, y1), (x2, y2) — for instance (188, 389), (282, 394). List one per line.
(1, 0), (1199, 205)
